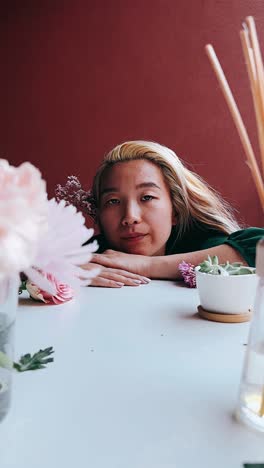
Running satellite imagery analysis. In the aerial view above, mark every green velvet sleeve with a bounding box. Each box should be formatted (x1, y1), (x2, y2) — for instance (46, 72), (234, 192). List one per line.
(200, 227), (264, 267)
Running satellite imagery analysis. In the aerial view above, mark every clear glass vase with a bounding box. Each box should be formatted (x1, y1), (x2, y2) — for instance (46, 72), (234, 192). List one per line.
(0, 276), (18, 422)
(236, 239), (264, 432)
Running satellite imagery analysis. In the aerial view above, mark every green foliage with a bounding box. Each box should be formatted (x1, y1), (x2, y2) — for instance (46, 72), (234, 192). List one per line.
(13, 347), (54, 372)
(18, 280), (27, 295)
(243, 464), (264, 468)
(198, 256), (256, 276)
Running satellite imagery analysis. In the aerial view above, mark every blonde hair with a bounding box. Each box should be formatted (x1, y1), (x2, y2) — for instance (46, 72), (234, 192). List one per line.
(92, 140), (240, 239)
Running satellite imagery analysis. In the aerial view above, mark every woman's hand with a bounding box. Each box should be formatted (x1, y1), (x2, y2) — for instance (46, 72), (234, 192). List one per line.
(90, 249), (152, 278)
(81, 261), (151, 288)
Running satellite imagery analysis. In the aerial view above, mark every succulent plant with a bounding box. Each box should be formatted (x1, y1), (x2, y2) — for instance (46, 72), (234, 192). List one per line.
(198, 255), (256, 276)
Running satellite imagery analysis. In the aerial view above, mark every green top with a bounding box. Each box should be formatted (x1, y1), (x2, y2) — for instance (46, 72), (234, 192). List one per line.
(91, 226), (264, 267)
(166, 225), (264, 267)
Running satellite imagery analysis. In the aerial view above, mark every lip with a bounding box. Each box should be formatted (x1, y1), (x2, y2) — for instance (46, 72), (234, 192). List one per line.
(121, 233), (147, 241)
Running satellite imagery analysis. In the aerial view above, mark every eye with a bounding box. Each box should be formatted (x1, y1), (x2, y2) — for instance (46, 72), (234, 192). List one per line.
(105, 198), (120, 206)
(141, 195), (155, 201)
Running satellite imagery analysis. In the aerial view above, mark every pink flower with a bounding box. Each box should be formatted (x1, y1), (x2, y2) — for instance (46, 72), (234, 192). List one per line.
(178, 261), (196, 288)
(26, 273), (74, 305)
(0, 160), (47, 280)
(24, 199), (100, 295)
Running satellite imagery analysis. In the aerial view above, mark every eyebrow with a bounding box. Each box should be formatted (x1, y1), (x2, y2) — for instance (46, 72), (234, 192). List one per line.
(100, 182), (161, 196)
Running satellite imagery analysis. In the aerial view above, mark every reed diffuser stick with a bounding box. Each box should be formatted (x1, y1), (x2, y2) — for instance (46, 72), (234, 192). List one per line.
(245, 17), (264, 176)
(205, 44), (264, 209)
(246, 17), (264, 114)
(240, 28), (264, 179)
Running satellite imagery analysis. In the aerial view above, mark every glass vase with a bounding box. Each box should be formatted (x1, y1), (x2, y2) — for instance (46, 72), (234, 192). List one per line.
(0, 276), (18, 422)
(236, 239), (264, 432)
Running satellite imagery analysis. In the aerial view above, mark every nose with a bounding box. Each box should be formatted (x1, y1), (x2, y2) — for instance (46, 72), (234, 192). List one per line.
(121, 201), (141, 226)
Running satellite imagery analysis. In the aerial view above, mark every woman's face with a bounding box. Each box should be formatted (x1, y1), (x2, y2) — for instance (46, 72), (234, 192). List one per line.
(98, 160), (176, 256)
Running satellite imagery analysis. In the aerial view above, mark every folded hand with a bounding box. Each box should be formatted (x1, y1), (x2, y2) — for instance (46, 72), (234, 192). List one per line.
(90, 249), (152, 277)
(81, 259), (151, 288)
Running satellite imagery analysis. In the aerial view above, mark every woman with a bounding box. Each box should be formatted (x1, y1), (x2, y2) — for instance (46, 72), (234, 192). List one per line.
(83, 140), (263, 287)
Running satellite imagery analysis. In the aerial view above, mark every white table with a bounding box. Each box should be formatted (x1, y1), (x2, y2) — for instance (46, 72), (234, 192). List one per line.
(0, 281), (263, 468)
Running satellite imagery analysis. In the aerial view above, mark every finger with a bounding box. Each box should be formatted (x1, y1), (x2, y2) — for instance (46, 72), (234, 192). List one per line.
(81, 262), (102, 272)
(86, 262), (151, 286)
(92, 266), (150, 284)
(108, 269), (151, 283)
(91, 254), (111, 267)
(99, 271), (143, 286)
(89, 277), (124, 288)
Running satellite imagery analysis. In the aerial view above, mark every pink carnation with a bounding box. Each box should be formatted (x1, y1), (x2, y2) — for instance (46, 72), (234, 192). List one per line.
(178, 261), (196, 288)
(26, 273), (74, 305)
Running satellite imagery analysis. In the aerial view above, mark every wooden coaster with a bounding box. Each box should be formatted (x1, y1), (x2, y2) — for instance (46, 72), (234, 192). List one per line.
(197, 305), (252, 323)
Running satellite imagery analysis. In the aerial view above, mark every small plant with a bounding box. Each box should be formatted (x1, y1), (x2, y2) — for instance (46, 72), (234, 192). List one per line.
(198, 256), (256, 276)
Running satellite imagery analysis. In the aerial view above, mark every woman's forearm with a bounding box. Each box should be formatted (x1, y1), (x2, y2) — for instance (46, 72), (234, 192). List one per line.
(149, 244), (247, 280)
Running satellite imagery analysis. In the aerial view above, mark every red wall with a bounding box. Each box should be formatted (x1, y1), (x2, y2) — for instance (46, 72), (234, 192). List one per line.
(4, 1), (264, 227)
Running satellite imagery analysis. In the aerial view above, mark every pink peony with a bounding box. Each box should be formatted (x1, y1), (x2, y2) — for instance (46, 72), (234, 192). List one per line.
(0, 160), (47, 280)
(24, 199), (100, 295)
(26, 273), (74, 304)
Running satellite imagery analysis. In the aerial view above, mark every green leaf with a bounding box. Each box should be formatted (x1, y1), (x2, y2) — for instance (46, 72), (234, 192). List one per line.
(207, 255), (213, 265)
(13, 347), (54, 372)
(18, 281), (27, 295)
(243, 464), (264, 468)
(211, 255), (219, 265)
(238, 267), (256, 275)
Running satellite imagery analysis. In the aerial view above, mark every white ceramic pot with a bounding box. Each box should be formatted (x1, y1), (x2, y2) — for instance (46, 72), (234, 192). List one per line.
(195, 268), (258, 314)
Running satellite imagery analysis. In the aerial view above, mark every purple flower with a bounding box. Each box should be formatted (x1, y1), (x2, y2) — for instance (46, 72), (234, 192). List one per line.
(178, 261), (196, 288)
(55, 176), (97, 220)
